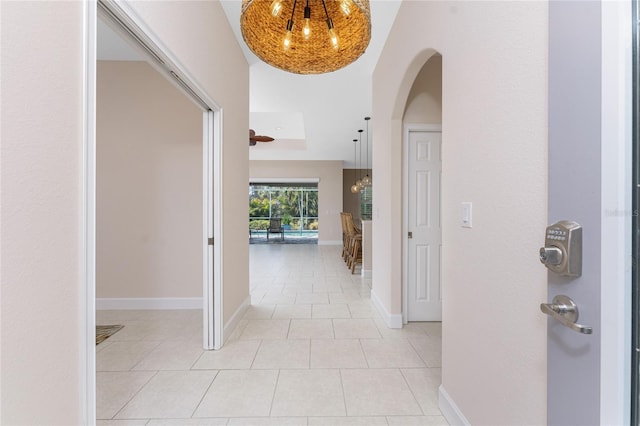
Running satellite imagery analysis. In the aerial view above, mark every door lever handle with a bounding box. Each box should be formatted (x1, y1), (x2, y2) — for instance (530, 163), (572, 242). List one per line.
(540, 295), (592, 335)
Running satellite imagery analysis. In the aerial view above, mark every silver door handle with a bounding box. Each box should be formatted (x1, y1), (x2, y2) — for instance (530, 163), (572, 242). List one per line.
(540, 295), (593, 335)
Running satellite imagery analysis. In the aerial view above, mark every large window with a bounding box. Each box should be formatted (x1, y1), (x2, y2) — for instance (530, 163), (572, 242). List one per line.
(249, 183), (319, 236)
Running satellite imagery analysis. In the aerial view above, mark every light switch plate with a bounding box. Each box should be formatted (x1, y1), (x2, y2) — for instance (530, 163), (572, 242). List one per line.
(462, 202), (472, 228)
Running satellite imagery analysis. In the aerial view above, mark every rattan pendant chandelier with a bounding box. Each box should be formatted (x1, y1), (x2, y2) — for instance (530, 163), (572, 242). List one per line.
(240, 0), (371, 74)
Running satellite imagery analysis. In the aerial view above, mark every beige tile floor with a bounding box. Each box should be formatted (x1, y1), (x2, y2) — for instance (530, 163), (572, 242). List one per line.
(97, 244), (447, 426)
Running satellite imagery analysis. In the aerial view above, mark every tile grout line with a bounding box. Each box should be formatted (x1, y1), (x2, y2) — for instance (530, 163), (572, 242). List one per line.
(268, 369), (282, 417)
(189, 369), (220, 419)
(109, 370), (158, 420)
(399, 368), (426, 416)
(188, 345), (208, 371)
(250, 339), (264, 369)
(359, 338), (371, 368)
(338, 368), (349, 417)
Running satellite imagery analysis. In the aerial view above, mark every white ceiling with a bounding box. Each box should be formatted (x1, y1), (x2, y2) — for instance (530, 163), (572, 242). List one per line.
(98, 1), (401, 168)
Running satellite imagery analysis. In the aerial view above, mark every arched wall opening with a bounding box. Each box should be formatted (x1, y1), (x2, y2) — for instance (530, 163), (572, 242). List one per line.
(401, 53), (443, 323)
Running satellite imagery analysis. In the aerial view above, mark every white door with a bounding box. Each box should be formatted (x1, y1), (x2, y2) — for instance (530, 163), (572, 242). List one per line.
(406, 128), (442, 321)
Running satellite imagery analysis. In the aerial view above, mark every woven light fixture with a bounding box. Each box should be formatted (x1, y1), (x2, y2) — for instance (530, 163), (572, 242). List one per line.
(241, 0), (371, 74)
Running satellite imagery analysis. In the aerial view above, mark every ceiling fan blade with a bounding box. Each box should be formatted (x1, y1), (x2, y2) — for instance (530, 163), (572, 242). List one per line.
(249, 129), (274, 145)
(252, 135), (275, 142)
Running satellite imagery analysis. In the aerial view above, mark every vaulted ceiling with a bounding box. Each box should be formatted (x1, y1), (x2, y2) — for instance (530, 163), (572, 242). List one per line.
(98, 1), (401, 168)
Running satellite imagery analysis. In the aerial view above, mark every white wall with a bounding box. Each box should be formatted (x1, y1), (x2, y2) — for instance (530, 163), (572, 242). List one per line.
(1, 1), (85, 423)
(97, 61), (202, 299)
(250, 160), (343, 243)
(372, 2), (547, 425)
(0, 1), (250, 422)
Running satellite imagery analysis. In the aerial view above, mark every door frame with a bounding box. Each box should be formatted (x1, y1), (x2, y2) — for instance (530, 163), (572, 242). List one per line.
(83, 1), (224, 421)
(402, 123), (442, 324)
(600, 0), (633, 423)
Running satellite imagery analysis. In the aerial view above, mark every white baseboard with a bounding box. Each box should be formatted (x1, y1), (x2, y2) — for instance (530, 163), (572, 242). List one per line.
(223, 295), (251, 344)
(96, 297), (202, 310)
(439, 385), (470, 426)
(370, 289), (403, 328)
(318, 240), (342, 246)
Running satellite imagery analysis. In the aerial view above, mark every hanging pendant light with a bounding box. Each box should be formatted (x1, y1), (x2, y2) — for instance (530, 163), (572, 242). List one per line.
(240, 0), (371, 74)
(350, 138), (360, 194)
(361, 117), (372, 187)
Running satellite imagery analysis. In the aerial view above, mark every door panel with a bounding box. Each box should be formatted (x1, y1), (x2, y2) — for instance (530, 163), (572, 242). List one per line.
(407, 130), (442, 321)
(547, 1), (602, 424)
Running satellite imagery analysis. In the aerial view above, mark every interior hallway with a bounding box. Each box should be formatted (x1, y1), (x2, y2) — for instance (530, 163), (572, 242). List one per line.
(96, 244), (446, 425)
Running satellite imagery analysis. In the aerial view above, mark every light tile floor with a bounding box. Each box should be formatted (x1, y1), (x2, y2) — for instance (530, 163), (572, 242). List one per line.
(97, 244), (447, 426)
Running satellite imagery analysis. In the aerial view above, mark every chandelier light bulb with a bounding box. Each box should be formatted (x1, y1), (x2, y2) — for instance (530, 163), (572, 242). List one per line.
(340, 0), (352, 16)
(326, 19), (339, 49)
(303, 6), (311, 39)
(361, 175), (371, 186)
(329, 29), (339, 49)
(283, 31), (293, 49)
(350, 184), (360, 194)
(270, 0), (283, 17)
(283, 20), (294, 50)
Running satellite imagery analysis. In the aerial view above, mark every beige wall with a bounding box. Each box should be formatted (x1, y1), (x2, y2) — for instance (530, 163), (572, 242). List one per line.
(128, 1), (250, 324)
(404, 54), (442, 124)
(250, 161), (343, 243)
(1, 1), (85, 423)
(372, 2), (547, 425)
(1, 1), (249, 422)
(97, 61), (202, 299)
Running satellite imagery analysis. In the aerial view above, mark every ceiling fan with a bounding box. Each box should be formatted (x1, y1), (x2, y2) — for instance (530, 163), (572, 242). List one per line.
(249, 129), (274, 146)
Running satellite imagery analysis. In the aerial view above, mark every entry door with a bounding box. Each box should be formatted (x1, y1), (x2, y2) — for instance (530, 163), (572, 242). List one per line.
(546, 1), (629, 424)
(406, 128), (442, 321)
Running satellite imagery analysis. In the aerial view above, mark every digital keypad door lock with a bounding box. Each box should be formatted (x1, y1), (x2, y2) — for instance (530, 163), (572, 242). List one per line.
(539, 220), (582, 277)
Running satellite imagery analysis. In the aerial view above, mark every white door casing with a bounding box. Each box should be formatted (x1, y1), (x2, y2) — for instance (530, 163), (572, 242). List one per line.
(404, 126), (442, 322)
(203, 110), (223, 350)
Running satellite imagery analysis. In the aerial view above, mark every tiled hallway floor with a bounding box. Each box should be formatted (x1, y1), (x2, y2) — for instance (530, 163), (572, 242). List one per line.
(97, 244), (447, 425)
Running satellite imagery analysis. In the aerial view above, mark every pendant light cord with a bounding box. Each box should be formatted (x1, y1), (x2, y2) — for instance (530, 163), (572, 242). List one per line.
(358, 129), (363, 182)
(353, 139), (358, 184)
(365, 117), (370, 177)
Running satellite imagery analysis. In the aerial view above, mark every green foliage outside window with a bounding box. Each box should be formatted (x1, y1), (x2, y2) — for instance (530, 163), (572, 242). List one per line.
(249, 185), (319, 231)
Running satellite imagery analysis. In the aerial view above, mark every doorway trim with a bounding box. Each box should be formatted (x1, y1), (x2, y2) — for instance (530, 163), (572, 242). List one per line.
(600, 0), (633, 423)
(82, 1), (97, 422)
(402, 123), (442, 324)
(84, 1), (224, 421)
